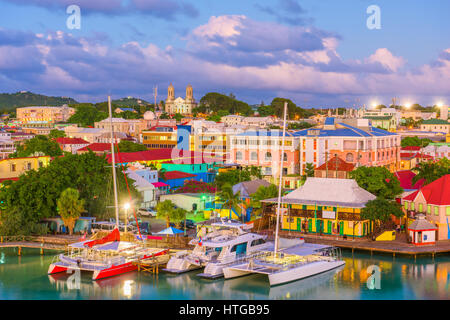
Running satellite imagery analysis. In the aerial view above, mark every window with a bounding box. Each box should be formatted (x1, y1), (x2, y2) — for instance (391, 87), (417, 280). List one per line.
(251, 239), (266, 246)
(251, 152), (257, 161)
(236, 151), (243, 160)
(11, 164), (16, 172)
(346, 153), (354, 162)
(265, 167), (272, 175)
(404, 202), (409, 210)
(27, 162), (31, 170)
(411, 202), (415, 210)
(434, 206), (439, 216)
(283, 153), (288, 161)
(427, 205), (431, 214)
(446, 207), (450, 216)
(230, 242), (247, 252)
(38, 161), (43, 168)
(419, 203), (423, 212)
(265, 152), (272, 161)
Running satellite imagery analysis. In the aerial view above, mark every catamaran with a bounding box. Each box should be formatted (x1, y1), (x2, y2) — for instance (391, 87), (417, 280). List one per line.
(163, 219), (272, 278)
(48, 96), (169, 281)
(222, 102), (345, 286)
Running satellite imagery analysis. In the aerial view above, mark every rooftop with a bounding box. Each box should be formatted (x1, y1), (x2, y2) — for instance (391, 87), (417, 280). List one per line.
(403, 174), (450, 205)
(315, 157), (355, 172)
(421, 119), (449, 125)
(163, 171), (197, 180)
(55, 137), (89, 145)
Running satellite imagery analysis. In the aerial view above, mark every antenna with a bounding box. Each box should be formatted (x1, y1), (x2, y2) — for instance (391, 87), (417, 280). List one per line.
(153, 86), (158, 111)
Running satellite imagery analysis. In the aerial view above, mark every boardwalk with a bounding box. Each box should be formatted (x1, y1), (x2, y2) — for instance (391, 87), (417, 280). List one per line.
(0, 235), (75, 254)
(262, 230), (450, 257)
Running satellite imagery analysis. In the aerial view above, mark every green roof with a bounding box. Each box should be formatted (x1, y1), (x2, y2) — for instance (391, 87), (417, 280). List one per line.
(421, 119), (450, 125)
(363, 116), (392, 121)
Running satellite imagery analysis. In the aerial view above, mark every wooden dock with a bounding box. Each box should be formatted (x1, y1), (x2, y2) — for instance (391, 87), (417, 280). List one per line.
(0, 235), (70, 255)
(271, 231), (450, 259)
(133, 253), (172, 274)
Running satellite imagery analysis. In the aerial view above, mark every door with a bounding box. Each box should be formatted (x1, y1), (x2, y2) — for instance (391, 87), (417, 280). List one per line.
(297, 218), (302, 232)
(363, 223), (367, 236)
(418, 232), (422, 243)
(316, 220), (323, 233)
(327, 221), (332, 234)
(308, 219), (313, 232)
(339, 221), (344, 236)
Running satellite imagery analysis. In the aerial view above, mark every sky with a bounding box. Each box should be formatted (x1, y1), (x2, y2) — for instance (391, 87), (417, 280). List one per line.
(0, 0), (449, 108)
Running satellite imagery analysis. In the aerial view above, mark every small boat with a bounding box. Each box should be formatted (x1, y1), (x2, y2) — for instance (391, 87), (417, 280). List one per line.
(48, 228), (168, 280)
(163, 219), (271, 278)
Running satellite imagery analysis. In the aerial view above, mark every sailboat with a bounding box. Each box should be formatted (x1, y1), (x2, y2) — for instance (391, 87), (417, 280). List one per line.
(48, 96), (168, 281)
(222, 102), (345, 286)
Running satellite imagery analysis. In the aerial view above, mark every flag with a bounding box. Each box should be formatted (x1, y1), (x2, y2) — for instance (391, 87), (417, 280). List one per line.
(79, 231), (87, 241)
(198, 236), (203, 246)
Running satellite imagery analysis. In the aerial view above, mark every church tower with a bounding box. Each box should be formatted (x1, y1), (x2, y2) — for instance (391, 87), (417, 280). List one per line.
(185, 84), (193, 103)
(166, 83), (175, 113)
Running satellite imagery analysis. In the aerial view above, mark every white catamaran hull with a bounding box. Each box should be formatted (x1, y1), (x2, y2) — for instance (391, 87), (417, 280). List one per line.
(268, 260), (345, 286)
(163, 256), (204, 274)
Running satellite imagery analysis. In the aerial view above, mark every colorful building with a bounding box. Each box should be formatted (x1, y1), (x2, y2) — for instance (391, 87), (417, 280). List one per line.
(16, 105), (75, 124)
(402, 174), (450, 240)
(55, 137), (89, 154)
(262, 177), (376, 238)
(314, 156), (355, 179)
(420, 119), (450, 134)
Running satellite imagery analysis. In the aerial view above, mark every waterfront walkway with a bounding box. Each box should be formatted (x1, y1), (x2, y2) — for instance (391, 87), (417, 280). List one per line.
(261, 230), (450, 257)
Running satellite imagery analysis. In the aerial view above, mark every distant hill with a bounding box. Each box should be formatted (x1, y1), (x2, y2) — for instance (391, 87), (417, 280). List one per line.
(112, 97), (150, 107)
(0, 91), (78, 111)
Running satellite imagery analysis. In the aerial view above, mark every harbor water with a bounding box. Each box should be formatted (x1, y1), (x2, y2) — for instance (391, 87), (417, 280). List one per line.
(0, 247), (449, 300)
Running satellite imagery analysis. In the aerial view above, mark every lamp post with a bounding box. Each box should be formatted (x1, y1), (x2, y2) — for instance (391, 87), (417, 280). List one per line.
(124, 202), (130, 233)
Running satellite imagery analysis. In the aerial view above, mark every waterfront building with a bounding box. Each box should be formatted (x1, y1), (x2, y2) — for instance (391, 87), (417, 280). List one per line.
(314, 156), (355, 179)
(419, 119), (450, 134)
(402, 174), (450, 240)
(262, 177), (376, 238)
(294, 118), (401, 174)
(165, 84), (197, 115)
(408, 214), (438, 246)
(0, 155), (51, 180)
(16, 105), (75, 124)
(55, 137), (89, 154)
(126, 164), (168, 208)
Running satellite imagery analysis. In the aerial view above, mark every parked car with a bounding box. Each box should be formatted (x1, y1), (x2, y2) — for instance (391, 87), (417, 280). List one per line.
(137, 208), (157, 217)
(170, 219), (196, 229)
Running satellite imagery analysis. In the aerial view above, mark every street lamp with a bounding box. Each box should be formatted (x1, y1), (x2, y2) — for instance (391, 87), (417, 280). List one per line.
(124, 202), (130, 233)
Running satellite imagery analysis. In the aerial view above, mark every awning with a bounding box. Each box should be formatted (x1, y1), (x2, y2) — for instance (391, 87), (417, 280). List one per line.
(152, 182), (169, 188)
(155, 226), (184, 235)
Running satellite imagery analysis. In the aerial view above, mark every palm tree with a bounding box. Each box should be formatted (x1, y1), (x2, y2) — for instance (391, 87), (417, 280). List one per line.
(412, 158), (449, 185)
(218, 184), (243, 221)
(156, 200), (175, 228)
(57, 188), (85, 235)
(249, 184), (279, 217)
(158, 168), (167, 182)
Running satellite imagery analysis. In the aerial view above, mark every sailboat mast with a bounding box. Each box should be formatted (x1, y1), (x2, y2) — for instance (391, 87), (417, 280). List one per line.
(274, 102), (288, 257)
(108, 95), (120, 228)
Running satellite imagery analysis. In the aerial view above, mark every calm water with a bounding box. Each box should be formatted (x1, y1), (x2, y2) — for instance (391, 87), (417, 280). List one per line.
(0, 247), (449, 300)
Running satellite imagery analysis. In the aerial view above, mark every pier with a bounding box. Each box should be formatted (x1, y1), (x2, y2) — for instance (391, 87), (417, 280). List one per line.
(0, 235), (72, 255)
(133, 249), (185, 274)
(261, 230), (450, 258)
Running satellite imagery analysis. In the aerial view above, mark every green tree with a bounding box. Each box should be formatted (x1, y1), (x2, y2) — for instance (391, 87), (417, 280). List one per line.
(48, 129), (66, 139)
(9, 135), (63, 158)
(114, 140), (147, 152)
(303, 163), (315, 178)
(361, 197), (404, 236)
(412, 158), (450, 185)
(156, 200), (179, 228)
(173, 113), (184, 122)
(199, 92), (253, 116)
(57, 188), (85, 235)
(67, 104), (108, 127)
(401, 136), (431, 147)
(257, 104), (275, 117)
(218, 184), (242, 221)
(350, 166), (403, 199)
(249, 184), (279, 216)
(214, 168), (252, 190)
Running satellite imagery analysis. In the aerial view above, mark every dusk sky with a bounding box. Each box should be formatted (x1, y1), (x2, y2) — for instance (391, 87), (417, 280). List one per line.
(0, 0), (449, 107)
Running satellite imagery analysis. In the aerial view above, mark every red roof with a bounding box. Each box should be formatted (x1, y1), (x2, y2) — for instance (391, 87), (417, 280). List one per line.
(316, 157), (355, 172)
(0, 177), (19, 183)
(401, 146), (421, 151)
(163, 171), (197, 180)
(78, 143), (111, 152)
(415, 154), (434, 160)
(400, 153), (415, 160)
(56, 137), (89, 145)
(403, 174), (450, 205)
(394, 170), (425, 190)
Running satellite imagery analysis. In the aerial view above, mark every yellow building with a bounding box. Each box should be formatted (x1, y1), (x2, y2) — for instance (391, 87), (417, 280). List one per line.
(0, 156), (51, 180)
(16, 106), (75, 124)
(192, 131), (227, 158)
(141, 129), (178, 149)
(262, 177), (376, 238)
